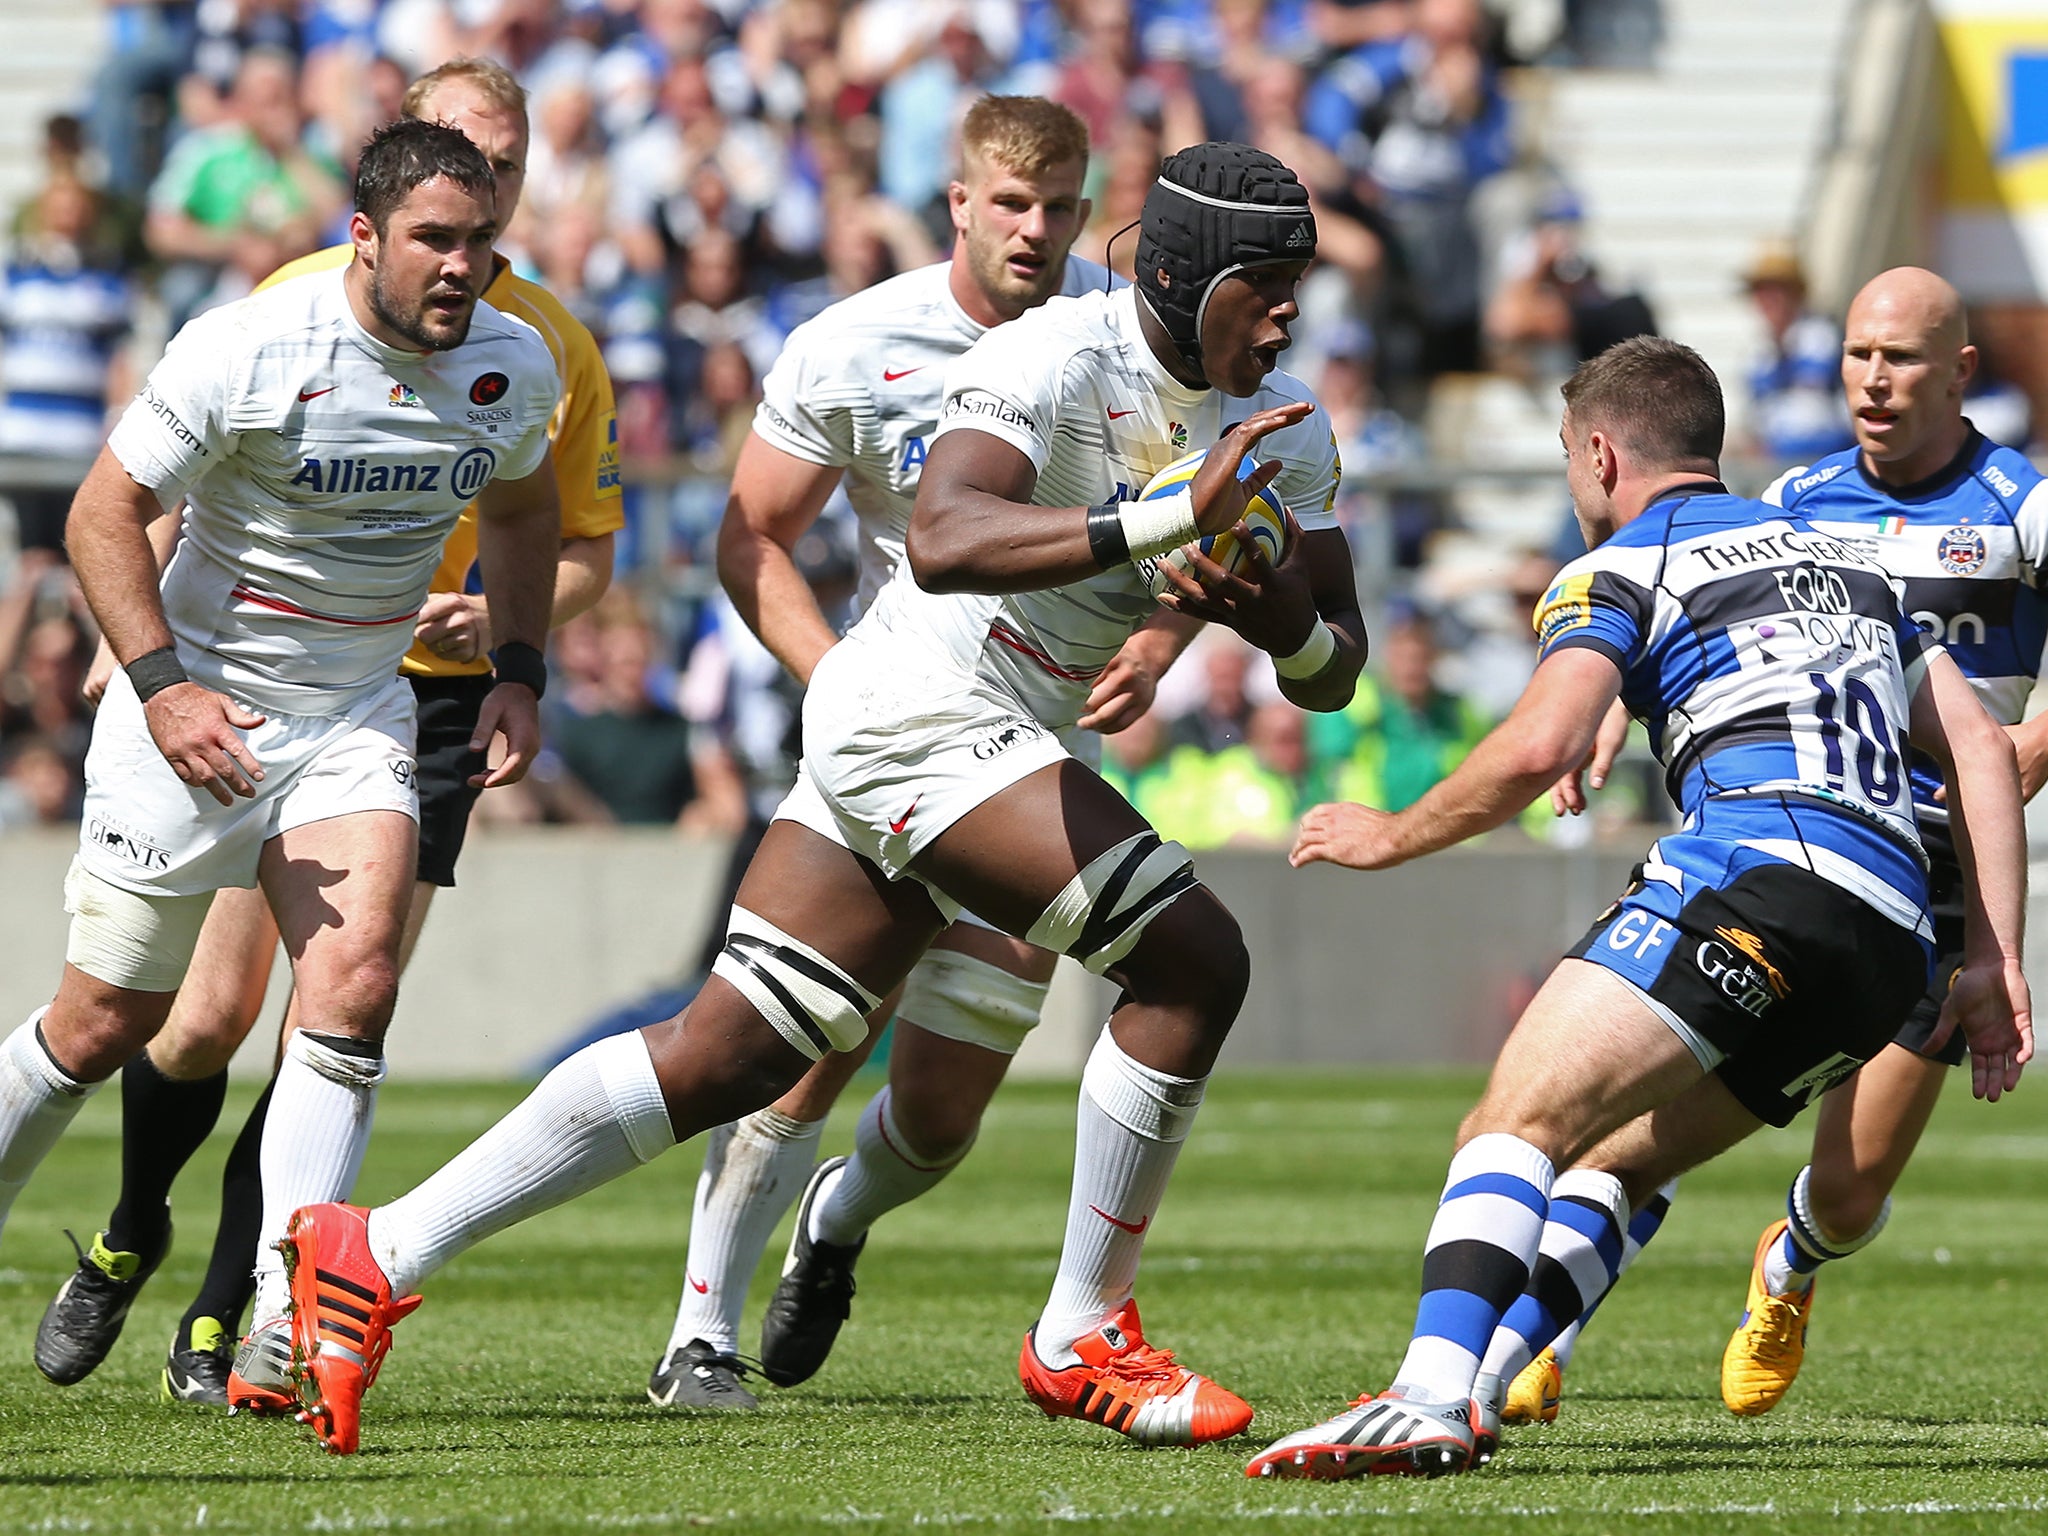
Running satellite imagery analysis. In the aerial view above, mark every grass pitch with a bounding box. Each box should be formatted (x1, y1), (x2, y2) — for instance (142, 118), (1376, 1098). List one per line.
(2, 1068), (2046, 1534)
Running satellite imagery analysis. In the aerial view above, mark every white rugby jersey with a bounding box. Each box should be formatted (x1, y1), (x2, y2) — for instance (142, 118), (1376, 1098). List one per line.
(858, 284), (1342, 729)
(108, 267), (558, 716)
(753, 257), (1112, 611)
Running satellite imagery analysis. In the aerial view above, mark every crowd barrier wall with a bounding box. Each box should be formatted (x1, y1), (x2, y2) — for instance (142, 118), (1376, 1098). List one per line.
(13, 827), (2036, 1081)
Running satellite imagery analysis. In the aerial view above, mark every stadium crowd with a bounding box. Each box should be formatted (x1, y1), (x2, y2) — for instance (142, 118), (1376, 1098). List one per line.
(0, 0), (2005, 848)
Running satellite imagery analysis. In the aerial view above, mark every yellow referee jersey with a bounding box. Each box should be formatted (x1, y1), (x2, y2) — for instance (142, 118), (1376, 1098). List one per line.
(255, 246), (622, 677)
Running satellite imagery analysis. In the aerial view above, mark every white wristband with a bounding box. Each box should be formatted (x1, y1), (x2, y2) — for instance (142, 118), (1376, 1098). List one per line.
(1273, 618), (1337, 679)
(1119, 488), (1201, 561)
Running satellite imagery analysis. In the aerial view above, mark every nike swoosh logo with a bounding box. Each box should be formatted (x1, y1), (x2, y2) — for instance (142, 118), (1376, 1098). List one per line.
(297, 387), (336, 402)
(1107, 409), (1136, 420)
(687, 1274), (708, 1294)
(883, 367), (923, 381)
(1089, 1205), (1149, 1234)
(889, 797), (920, 835)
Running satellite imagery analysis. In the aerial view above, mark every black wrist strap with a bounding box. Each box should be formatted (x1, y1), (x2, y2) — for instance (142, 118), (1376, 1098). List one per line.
(1086, 504), (1131, 569)
(492, 639), (547, 698)
(126, 645), (189, 703)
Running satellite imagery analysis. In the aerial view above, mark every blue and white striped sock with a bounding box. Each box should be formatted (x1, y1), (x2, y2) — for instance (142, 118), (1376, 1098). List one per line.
(1762, 1164), (1889, 1296)
(1479, 1168), (1627, 1387)
(1391, 1133), (1553, 1405)
(1552, 1179), (1678, 1369)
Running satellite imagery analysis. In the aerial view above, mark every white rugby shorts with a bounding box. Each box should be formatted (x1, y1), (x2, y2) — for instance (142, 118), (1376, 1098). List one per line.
(77, 670), (420, 898)
(775, 628), (1082, 923)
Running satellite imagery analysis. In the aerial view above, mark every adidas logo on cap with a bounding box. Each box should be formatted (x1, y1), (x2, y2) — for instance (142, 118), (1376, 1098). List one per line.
(1286, 224), (1312, 248)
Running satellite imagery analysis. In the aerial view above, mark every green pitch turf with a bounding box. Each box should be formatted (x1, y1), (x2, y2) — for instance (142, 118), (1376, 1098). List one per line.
(3, 1068), (2046, 1534)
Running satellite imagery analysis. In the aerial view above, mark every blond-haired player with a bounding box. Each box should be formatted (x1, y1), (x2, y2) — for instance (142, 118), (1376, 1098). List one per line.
(647, 94), (1203, 1409)
(32, 58), (620, 1409)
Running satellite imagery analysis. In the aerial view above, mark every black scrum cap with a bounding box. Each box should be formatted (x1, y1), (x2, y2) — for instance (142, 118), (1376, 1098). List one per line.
(1135, 142), (1315, 373)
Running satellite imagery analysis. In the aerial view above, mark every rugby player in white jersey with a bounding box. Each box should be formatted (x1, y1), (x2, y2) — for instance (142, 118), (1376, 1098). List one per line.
(32, 59), (622, 1412)
(275, 142), (1367, 1456)
(0, 116), (561, 1385)
(649, 95), (1200, 1411)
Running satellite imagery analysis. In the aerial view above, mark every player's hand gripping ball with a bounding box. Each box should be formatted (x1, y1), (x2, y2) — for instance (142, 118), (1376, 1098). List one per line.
(1135, 448), (1290, 600)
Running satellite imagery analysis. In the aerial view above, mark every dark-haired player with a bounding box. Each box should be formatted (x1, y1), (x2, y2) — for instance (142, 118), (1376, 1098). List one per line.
(1250, 335), (2030, 1480)
(276, 142), (1366, 1456)
(1497, 265), (2048, 1427)
(0, 114), (561, 1391)
(32, 57), (621, 1412)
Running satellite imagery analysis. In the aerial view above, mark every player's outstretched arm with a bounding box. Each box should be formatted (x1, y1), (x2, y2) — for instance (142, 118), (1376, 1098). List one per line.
(1550, 696), (1631, 817)
(714, 432), (848, 686)
(68, 446), (266, 803)
(1291, 646), (1621, 871)
(909, 404), (1312, 595)
(470, 452), (563, 788)
(1910, 648), (2032, 1099)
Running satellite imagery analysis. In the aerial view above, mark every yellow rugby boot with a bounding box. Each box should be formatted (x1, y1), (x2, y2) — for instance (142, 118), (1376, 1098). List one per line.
(1721, 1219), (1814, 1416)
(1502, 1347), (1563, 1425)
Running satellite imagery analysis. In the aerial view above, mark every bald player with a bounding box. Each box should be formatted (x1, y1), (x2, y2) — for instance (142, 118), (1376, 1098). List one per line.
(1494, 267), (2048, 1428)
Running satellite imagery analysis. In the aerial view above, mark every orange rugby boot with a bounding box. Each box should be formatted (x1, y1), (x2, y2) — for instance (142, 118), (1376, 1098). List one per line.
(280, 1202), (422, 1455)
(1019, 1301), (1253, 1445)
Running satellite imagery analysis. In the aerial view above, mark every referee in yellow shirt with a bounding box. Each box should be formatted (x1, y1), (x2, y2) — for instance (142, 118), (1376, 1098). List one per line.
(32, 58), (623, 1407)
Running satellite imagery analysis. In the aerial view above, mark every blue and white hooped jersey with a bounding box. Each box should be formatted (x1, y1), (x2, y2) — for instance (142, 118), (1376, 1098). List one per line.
(1765, 427), (2048, 829)
(1535, 485), (1934, 936)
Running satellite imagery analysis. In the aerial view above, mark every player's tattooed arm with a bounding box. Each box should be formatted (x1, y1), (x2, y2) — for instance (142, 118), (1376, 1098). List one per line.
(1291, 646), (1621, 871)
(67, 446), (266, 803)
(1911, 649), (2032, 1100)
(715, 432), (848, 686)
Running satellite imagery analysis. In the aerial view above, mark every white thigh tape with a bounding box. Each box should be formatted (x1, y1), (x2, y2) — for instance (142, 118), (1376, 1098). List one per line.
(62, 860), (213, 994)
(898, 949), (1051, 1057)
(1026, 833), (1199, 975)
(713, 906), (882, 1061)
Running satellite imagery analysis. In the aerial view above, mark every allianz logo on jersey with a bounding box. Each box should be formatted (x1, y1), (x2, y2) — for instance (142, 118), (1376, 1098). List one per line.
(289, 446), (497, 500)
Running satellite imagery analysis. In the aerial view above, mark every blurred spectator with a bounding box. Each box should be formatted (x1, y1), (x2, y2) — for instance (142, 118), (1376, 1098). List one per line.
(1485, 187), (1657, 377)
(86, 0), (199, 199)
(1742, 241), (1853, 469)
(1169, 634), (1256, 753)
(607, 54), (785, 275)
(0, 614), (94, 827)
(876, 10), (1002, 223)
(551, 595), (708, 825)
(1310, 607), (1488, 810)
(520, 77), (610, 251)
(1, 174), (135, 561)
(0, 734), (79, 828)
(145, 47), (345, 325)
(1306, 0), (1513, 376)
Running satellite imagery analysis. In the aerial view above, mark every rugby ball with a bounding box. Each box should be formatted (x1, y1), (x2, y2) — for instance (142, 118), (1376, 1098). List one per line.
(1134, 448), (1289, 599)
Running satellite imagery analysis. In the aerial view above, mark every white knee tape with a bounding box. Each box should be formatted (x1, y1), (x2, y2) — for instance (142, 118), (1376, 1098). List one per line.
(713, 907), (882, 1061)
(1026, 833), (1199, 975)
(898, 949), (1050, 1057)
(62, 860), (213, 993)
(283, 1029), (388, 1089)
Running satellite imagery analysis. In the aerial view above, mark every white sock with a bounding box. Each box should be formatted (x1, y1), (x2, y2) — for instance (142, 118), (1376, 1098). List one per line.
(368, 1030), (674, 1295)
(665, 1108), (823, 1357)
(812, 1087), (970, 1247)
(1032, 1028), (1205, 1368)
(251, 1030), (386, 1323)
(0, 1011), (98, 1237)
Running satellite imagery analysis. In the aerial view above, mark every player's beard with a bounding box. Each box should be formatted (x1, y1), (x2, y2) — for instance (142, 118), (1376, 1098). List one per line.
(370, 264), (474, 352)
(964, 226), (1063, 317)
